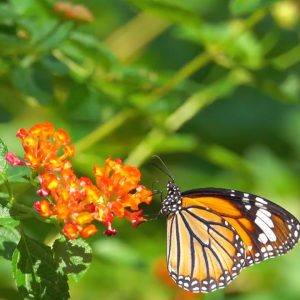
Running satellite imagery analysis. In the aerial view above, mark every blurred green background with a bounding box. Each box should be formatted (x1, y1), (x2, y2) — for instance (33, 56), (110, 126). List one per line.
(1, 0), (300, 299)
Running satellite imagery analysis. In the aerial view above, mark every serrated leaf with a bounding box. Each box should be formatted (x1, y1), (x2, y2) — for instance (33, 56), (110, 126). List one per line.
(0, 205), (20, 227)
(0, 226), (20, 260)
(0, 138), (8, 179)
(53, 236), (92, 282)
(12, 234), (69, 300)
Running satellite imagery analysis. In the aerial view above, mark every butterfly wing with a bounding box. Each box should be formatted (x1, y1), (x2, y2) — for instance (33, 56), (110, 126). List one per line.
(167, 206), (246, 293)
(181, 188), (300, 267)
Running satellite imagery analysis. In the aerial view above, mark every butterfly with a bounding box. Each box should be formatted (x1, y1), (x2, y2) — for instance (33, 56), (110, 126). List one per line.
(161, 180), (300, 293)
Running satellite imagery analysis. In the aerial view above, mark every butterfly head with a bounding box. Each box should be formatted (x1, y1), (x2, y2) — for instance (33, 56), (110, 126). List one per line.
(160, 181), (182, 215)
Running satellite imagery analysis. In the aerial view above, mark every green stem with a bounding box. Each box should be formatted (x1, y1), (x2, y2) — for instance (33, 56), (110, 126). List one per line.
(75, 109), (135, 153)
(153, 52), (212, 98)
(4, 179), (15, 206)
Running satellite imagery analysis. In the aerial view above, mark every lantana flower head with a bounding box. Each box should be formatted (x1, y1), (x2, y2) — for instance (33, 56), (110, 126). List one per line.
(16, 122), (75, 172)
(35, 157), (152, 239)
(9, 122), (153, 240)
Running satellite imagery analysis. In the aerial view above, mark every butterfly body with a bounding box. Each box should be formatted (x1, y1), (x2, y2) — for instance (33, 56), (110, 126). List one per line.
(162, 181), (300, 293)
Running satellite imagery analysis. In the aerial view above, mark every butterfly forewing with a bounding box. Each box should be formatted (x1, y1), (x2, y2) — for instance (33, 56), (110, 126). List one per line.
(182, 188), (300, 266)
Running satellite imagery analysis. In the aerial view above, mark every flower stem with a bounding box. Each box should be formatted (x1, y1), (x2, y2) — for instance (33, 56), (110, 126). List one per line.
(4, 179), (15, 206)
(75, 109), (135, 153)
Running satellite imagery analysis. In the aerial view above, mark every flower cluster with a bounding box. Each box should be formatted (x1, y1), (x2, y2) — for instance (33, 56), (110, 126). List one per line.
(6, 122), (152, 239)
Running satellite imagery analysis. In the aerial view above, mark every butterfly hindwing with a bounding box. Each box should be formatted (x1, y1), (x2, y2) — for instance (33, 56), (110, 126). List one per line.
(167, 205), (245, 293)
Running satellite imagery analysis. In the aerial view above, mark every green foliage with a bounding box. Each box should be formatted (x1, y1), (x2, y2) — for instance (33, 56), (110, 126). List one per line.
(0, 206), (20, 228)
(0, 138), (8, 180)
(1, 0), (300, 299)
(229, 0), (274, 16)
(12, 233), (69, 300)
(53, 237), (92, 282)
(0, 227), (20, 260)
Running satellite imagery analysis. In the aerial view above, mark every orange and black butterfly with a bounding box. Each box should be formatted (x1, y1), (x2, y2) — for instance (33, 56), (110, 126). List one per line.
(161, 181), (300, 293)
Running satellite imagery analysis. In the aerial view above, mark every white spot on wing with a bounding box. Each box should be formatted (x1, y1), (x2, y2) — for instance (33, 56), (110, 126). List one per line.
(255, 218), (277, 242)
(256, 209), (274, 228)
(256, 197), (267, 205)
(258, 233), (268, 244)
(259, 208), (271, 217)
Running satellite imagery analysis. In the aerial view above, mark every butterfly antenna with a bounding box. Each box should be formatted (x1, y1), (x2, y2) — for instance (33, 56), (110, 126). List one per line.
(151, 155), (175, 182)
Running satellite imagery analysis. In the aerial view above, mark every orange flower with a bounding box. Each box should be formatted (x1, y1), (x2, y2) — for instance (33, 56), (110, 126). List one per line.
(16, 122), (74, 172)
(80, 224), (98, 238)
(34, 157), (152, 239)
(64, 223), (79, 240)
(33, 200), (52, 217)
(13, 123), (153, 239)
(54, 2), (94, 23)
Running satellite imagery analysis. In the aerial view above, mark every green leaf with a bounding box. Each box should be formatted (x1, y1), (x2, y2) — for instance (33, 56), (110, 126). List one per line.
(52, 236), (92, 282)
(0, 226), (20, 260)
(10, 66), (53, 105)
(178, 23), (263, 69)
(0, 33), (27, 55)
(69, 32), (116, 70)
(127, 0), (202, 25)
(12, 233), (69, 300)
(229, 0), (274, 16)
(0, 205), (20, 227)
(10, 0), (36, 15)
(0, 138), (8, 180)
(41, 55), (69, 76)
(38, 21), (74, 51)
(0, 192), (9, 198)
(7, 166), (31, 184)
(0, 4), (18, 25)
